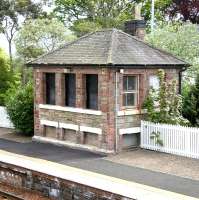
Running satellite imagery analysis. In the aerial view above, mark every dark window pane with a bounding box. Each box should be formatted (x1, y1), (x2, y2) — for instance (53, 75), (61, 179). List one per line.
(127, 93), (135, 106)
(123, 93), (127, 106)
(123, 76), (128, 91)
(128, 76), (136, 90)
(46, 73), (55, 105)
(123, 93), (135, 106)
(86, 74), (98, 110)
(65, 74), (76, 107)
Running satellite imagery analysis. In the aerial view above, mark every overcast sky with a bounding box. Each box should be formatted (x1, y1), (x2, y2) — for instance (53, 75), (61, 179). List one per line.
(0, 34), (10, 53)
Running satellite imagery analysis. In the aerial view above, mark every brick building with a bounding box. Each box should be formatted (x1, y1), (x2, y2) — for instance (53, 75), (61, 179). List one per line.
(28, 21), (188, 153)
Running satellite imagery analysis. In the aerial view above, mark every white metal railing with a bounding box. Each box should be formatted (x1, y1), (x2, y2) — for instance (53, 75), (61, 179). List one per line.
(0, 106), (14, 128)
(141, 120), (199, 159)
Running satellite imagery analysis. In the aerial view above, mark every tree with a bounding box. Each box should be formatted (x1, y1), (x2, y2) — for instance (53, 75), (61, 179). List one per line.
(143, 69), (189, 125)
(167, 0), (199, 24)
(15, 18), (76, 61)
(71, 20), (102, 37)
(146, 22), (199, 80)
(138, 0), (199, 26)
(139, 0), (172, 22)
(0, 0), (43, 69)
(0, 48), (14, 106)
(182, 74), (199, 127)
(54, 0), (136, 36)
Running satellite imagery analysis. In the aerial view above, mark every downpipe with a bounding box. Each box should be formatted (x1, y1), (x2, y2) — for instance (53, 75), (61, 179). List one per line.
(115, 70), (119, 153)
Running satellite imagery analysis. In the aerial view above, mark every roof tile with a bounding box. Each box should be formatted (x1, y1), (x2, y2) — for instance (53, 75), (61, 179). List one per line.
(28, 29), (188, 67)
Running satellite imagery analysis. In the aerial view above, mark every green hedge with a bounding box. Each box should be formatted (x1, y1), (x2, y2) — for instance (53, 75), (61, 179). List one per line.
(6, 82), (34, 135)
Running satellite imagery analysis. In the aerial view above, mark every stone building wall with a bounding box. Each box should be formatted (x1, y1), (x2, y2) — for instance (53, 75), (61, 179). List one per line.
(34, 66), (181, 152)
(116, 68), (180, 149)
(34, 67), (116, 152)
(0, 162), (133, 200)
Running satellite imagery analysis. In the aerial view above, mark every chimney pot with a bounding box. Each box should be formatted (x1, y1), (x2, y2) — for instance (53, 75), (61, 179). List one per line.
(135, 3), (142, 20)
(124, 20), (146, 40)
(124, 3), (146, 40)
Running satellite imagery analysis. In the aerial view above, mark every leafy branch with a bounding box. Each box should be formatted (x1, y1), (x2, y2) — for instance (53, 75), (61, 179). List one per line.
(150, 131), (163, 146)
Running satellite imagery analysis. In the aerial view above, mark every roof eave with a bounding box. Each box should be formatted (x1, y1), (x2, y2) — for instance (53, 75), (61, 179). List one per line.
(113, 63), (190, 69)
(27, 62), (189, 69)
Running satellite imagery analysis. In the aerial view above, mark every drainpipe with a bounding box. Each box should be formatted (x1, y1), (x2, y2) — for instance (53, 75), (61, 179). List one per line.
(115, 70), (119, 153)
(179, 66), (187, 94)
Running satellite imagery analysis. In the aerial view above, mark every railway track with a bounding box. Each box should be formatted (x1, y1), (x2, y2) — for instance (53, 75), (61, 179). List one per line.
(0, 190), (25, 200)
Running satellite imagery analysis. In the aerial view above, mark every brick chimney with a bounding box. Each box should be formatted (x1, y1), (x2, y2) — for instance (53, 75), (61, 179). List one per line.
(124, 3), (146, 40)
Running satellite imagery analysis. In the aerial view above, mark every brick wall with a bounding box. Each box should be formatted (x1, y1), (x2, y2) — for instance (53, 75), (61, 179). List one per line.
(34, 66), (180, 152)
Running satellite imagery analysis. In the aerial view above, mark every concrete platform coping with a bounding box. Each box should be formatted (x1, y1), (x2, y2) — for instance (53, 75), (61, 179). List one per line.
(0, 150), (197, 200)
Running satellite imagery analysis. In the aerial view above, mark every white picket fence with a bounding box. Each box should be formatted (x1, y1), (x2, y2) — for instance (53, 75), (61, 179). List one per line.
(141, 120), (199, 159)
(0, 106), (14, 129)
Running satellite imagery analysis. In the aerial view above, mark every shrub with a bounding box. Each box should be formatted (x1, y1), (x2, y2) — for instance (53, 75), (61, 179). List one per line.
(182, 74), (199, 127)
(143, 69), (189, 126)
(5, 82), (34, 135)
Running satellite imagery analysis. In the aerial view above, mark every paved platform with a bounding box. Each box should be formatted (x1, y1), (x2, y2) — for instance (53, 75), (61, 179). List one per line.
(0, 128), (31, 143)
(0, 138), (199, 199)
(0, 139), (103, 163)
(0, 149), (197, 200)
(106, 148), (199, 181)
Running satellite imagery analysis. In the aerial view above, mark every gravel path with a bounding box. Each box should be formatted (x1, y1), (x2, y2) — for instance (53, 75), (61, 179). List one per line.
(0, 128), (31, 143)
(106, 148), (199, 181)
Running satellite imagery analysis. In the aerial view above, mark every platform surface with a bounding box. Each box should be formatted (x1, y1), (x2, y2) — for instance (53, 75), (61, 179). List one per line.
(0, 138), (199, 199)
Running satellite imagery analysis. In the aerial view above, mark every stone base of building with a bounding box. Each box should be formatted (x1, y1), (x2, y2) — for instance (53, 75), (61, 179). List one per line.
(32, 136), (114, 154)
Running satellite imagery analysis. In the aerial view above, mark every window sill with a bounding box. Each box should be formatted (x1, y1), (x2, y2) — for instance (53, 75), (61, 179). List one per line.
(119, 127), (141, 135)
(117, 109), (147, 116)
(39, 104), (102, 116)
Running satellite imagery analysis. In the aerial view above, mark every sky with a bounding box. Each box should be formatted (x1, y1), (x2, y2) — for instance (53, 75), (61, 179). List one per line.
(0, 34), (10, 54)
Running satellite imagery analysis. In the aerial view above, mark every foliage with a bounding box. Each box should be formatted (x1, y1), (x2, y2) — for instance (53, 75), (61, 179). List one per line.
(71, 20), (102, 37)
(182, 74), (199, 127)
(150, 131), (163, 146)
(143, 69), (189, 126)
(138, 0), (199, 24)
(15, 18), (76, 61)
(139, 0), (172, 22)
(166, 0), (199, 24)
(54, 0), (135, 36)
(0, 48), (15, 106)
(13, 57), (33, 84)
(0, 0), (44, 67)
(146, 22), (199, 80)
(5, 82), (34, 135)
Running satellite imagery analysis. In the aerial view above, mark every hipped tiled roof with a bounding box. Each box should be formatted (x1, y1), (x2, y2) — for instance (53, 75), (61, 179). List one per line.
(28, 29), (188, 67)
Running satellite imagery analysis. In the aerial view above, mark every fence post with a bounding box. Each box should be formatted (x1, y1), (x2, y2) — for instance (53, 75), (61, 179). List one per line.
(0, 106), (14, 129)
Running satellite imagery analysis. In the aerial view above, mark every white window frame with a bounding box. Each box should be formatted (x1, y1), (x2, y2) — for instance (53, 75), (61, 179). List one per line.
(122, 75), (139, 108)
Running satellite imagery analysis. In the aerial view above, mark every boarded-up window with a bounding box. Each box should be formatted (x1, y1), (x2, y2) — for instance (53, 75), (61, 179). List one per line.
(86, 74), (98, 110)
(123, 75), (138, 107)
(65, 74), (76, 107)
(149, 75), (159, 90)
(46, 73), (55, 105)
